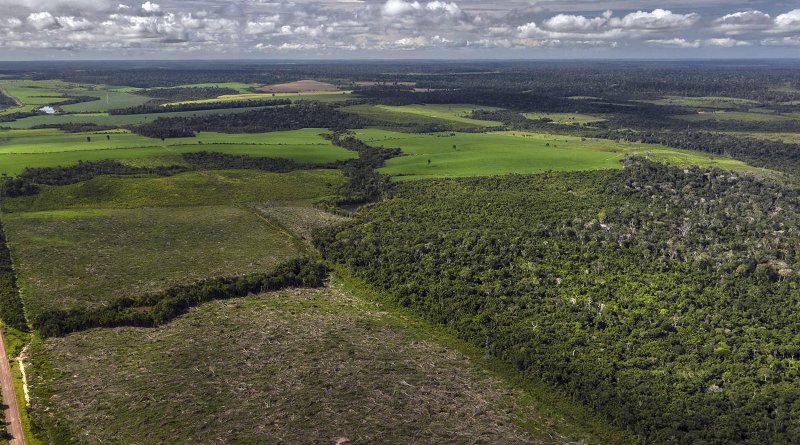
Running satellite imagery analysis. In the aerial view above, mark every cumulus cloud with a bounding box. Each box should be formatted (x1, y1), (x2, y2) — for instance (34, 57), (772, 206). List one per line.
(1, 1), (799, 56)
(519, 9), (700, 40)
(705, 38), (751, 47)
(774, 9), (800, 33)
(27, 12), (59, 30)
(646, 38), (700, 48)
(141, 1), (159, 13)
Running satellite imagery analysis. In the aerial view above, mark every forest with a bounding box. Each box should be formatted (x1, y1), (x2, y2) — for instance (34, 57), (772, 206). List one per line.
(315, 159), (800, 443)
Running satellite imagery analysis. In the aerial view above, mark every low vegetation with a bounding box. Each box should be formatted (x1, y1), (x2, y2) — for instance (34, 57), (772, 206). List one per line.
(4, 204), (308, 317)
(28, 283), (630, 444)
(355, 129), (756, 181)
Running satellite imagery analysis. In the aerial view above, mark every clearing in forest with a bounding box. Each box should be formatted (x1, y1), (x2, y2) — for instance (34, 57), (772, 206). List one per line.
(29, 283), (631, 445)
(256, 79), (340, 93)
(355, 129), (759, 181)
(0, 128), (355, 175)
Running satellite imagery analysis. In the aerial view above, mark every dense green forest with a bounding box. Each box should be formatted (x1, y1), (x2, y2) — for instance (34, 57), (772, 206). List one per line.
(316, 159), (800, 443)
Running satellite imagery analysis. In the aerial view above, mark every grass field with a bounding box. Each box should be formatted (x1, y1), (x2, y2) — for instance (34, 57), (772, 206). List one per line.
(0, 128), (356, 175)
(0, 80), (70, 114)
(2, 169), (344, 212)
(524, 112), (606, 125)
(356, 129), (759, 181)
(369, 104), (503, 127)
(166, 90), (354, 105)
(27, 279), (631, 444)
(4, 204), (306, 317)
(644, 96), (760, 109)
(0, 80), (150, 115)
(676, 111), (796, 122)
(722, 131), (800, 144)
(1, 167), (344, 316)
(59, 90), (151, 113)
(0, 105), (278, 129)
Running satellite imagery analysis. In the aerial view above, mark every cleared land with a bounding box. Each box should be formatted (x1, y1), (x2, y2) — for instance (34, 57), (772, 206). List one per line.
(0, 128), (356, 175)
(256, 80), (339, 93)
(59, 90), (151, 113)
(524, 112), (606, 125)
(2, 168), (344, 211)
(676, 110), (796, 123)
(0, 80), (148, 115)
(28, 283), (629, 444)
(356, 129), (758, 181)
(0, 80), (70, 115)
(2, 167), (343, 315)
(723, 131), (800, 144)
(0, 105), (277, 130)
(369, 104), (503, 127)
(165, 91), (353, 106)
(3, 204), (305, 317)
(643, 95), (760, 109)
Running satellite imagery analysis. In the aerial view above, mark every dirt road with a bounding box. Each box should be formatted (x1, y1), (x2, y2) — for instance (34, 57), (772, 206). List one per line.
(0, 328), (24, 445)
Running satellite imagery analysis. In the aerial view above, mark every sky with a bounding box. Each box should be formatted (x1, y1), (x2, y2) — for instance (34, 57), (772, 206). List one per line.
(0, 0), (798, 59)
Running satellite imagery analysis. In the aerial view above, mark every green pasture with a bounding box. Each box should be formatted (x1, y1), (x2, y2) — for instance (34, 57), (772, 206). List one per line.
(2, 169), (345, 212)
(372, 104), (503, 127)
(719, 131), (800, 144)
(59, 90), (151, 113)
(676, 111), (796, 123)
(0, 105), (279, 129)
(643, 96), (760, 109)
(0, 80), (70, 114)
(524, 112), (606, 125)
(3, 205), (306, 316)
(0, 128), (353, 175)
(355, 129), (760, 181)
(167, 90), (354, 105)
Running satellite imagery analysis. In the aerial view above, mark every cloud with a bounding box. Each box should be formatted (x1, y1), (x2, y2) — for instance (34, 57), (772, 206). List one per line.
(57, 16), (94, 31)
(646, 38), (700, 48)
(774, 9), (800, 33)
(141, 1), (159, 13)
(381, 0), (419, 16)
(762, 36), (800, 46)
(705, 38), (751, 47)
(519, 9), (700, 40)
(614, 9), (700, 30)
(27, 11), (59, 30)
(2, 1), (800, 56)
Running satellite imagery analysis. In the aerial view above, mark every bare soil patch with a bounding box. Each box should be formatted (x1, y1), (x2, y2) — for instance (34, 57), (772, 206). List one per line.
(257, 80), (340, 93)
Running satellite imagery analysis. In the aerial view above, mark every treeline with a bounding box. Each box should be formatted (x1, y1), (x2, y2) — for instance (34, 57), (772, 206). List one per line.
(31, 123), (117, 133)
(131, 103), (368, 139)
(315, 160), (800, 443)
(135, 86), (240, 101)
(34, 258), (328, 337)
(108, 98), (290, 115)
(0, 221), (28, 331)
(1, 160), (189, 197)
(181, 151), (329, 172)
(327, 132), (401, 205)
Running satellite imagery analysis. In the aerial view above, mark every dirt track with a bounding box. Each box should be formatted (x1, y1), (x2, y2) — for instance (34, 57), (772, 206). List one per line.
(0, 328), (24, 445)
